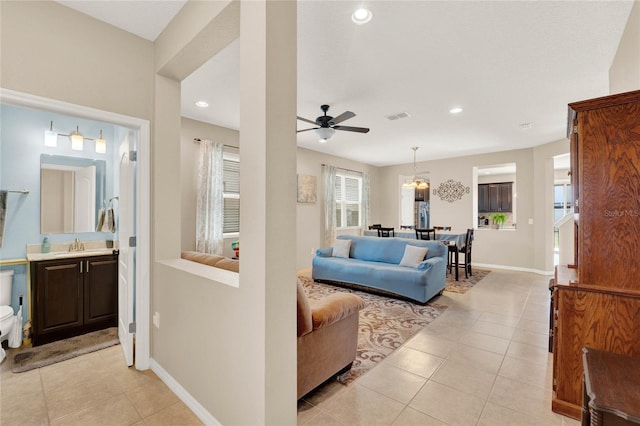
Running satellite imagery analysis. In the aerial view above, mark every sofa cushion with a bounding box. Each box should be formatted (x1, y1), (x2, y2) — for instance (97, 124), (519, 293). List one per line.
(399, 245), (429, 267)
(215, 258), (239, 272)
(297, 278), (313, 337)
(332, 238), (351, 258)
(310, 293), (365, 330)
(336, 235), (445, 264)
(181, 251), (239, 272)
(181, 251), (225, 267)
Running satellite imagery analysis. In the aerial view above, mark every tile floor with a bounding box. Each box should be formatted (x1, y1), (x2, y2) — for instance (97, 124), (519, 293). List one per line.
(297, 269), (582, 426)
(0, 344), (203, 426)
(1, 269), (581, 425)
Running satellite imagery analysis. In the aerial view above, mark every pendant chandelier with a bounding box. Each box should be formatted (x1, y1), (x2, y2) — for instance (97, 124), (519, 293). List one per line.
(402, 146), (429, 189)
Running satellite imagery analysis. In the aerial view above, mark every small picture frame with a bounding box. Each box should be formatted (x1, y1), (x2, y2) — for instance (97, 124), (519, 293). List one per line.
(297, 174), (317, 203)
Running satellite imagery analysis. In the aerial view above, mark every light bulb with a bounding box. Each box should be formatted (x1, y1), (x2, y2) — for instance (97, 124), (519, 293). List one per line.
(95, 130), (106, 154)
(44, 121), (57, 147)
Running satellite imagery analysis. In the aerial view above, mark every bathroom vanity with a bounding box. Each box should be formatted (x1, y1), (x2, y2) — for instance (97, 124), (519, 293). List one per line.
(28, 249), (118, 346)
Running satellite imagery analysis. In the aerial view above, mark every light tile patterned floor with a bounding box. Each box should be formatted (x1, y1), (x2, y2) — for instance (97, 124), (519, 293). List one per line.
(297, 270), (582, 426)
(1, 270), (582, 425)
(0, 344), (202, 426)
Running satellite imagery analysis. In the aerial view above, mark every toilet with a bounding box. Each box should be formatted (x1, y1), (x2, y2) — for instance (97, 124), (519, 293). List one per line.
(0, 270), (15, 344)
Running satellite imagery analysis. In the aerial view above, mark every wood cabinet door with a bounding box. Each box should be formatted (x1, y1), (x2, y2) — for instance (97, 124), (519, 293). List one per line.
(34, 259), (83, 343)
(488, 184), (500, 211)
(577, 101), (640, 290)
(499, 183), (513, 212)
(478, 184), (489, 212)
(84, 256), (118, 328)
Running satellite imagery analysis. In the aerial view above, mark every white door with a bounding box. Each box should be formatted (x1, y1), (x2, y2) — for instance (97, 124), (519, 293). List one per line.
(118, 131), (135, 366)
(74, 165), (96, 232)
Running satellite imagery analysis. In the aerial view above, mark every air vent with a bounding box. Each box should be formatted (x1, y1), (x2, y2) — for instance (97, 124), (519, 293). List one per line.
(386, 112), (411, 121)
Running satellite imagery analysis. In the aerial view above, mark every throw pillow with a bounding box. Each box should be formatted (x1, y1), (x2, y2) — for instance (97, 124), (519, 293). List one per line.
(332, 239), (351, 258)
(399, 245), (429, 267)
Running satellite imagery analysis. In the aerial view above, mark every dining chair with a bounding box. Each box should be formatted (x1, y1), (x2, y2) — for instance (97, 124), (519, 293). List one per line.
(377, 227), (395, 237)
(415, 228), (436, 240)
(433, 226), (452, 231)
(449, 228), (474, 278)
(368, 224), (382, 230)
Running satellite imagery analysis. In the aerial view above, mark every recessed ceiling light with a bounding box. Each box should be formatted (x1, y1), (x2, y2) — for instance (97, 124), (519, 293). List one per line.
(352, 8), (373, 25)
(195, 101), (209, 108)
(449, 107), (463, 114)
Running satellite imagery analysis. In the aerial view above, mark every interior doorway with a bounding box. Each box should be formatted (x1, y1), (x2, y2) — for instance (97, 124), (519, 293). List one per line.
(1, 88), (151, 370)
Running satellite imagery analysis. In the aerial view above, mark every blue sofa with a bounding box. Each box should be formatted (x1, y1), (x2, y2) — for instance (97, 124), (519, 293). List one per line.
(312, 235), (447, 304)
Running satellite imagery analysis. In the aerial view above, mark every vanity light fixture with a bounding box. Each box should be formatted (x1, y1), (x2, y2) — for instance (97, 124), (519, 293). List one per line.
(352, 7), (373, 25)
(44, 121), (57, 147)
(45, 121), (107, 153)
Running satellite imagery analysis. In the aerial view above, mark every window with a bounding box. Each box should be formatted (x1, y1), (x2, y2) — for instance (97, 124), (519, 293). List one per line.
(335, 173), (362, 228)
(554, 183), (572, 222)
(223, 149), (240, 235)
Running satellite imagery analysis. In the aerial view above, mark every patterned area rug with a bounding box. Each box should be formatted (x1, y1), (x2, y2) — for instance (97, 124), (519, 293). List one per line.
(445, 268), (491, 294)
(10, 327), (119, 373)
(298, 276), (448, 385)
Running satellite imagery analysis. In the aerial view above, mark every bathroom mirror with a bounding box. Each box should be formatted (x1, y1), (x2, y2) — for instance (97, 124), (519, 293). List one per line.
(40, 155), (106, 234)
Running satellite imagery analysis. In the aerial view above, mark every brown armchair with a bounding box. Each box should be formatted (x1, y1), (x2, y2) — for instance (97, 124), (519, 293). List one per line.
(297, 278), (365, 399)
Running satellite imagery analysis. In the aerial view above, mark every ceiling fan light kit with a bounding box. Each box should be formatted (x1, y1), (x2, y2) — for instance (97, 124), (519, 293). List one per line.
(297, 104), (370, 143)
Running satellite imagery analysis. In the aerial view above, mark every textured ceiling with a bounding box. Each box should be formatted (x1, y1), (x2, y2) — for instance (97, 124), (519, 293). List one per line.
(57, 0), (635, 167)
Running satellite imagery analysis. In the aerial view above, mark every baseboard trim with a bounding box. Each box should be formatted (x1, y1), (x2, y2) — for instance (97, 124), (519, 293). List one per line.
(473, 263), (554, 276)
(150, 358), (221, 426)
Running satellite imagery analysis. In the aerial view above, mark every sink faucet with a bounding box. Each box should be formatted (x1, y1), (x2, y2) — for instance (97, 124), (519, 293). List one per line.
(68, 238), (85, 252)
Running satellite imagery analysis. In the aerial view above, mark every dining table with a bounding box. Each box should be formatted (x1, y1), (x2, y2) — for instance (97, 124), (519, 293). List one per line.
(362, 229), (467, 280)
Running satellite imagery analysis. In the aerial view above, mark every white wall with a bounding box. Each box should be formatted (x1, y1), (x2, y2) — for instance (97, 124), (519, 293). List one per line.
(377, 142), (569, 273)
(610, 0), (640, 94)
(296, 147), (381, 270)
(0, 1), (154, 120)
(152, 2), (297, 424)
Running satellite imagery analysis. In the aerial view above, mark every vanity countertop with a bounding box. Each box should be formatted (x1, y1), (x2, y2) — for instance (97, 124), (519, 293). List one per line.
(27, 249), (117, 262)
(26, 240), (118, 262)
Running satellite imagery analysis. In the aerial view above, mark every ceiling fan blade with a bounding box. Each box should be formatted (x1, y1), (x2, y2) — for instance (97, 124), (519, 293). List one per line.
(297, 116), (317, 125)
(330, 111), (355, 125)
(297, 127), (318, 133)
(333, 125), (370, 133)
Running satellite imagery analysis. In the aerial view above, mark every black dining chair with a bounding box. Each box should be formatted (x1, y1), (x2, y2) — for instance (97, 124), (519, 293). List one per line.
(449, 228), (474, 279)
(368, 224), (382, 230)
(377, 227), (395, 237)
(415, 228), (436, 240)
(433, 226), (452, 232)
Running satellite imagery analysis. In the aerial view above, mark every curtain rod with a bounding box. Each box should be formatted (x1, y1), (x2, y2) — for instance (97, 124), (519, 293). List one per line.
(321, 164), (363, 175)
(192, 138), (238, 150)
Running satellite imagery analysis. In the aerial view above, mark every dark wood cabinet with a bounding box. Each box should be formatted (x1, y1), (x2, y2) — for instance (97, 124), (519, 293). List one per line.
(414, 186), (429, 201)
(478, 182), (512, 212)
(31, 254), (118, 346)
(478, 184), (489, 212)
(553, 90), (640, 420)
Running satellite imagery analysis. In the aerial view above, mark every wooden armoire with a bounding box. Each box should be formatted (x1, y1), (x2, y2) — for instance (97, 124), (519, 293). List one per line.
(553, 90), (640, 420)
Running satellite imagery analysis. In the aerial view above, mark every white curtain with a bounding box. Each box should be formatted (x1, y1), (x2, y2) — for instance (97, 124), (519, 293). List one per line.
(323, 165), (337, 247)
(361, 171), (370, 234)
(196, 140), (224, 254)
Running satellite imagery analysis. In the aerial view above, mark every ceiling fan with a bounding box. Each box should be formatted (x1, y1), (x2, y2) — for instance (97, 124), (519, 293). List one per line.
(297, 104), (370, 143)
